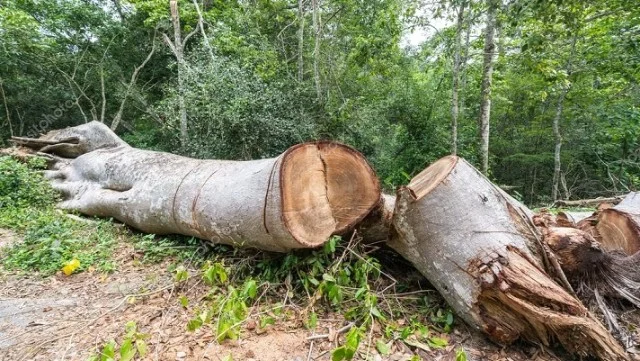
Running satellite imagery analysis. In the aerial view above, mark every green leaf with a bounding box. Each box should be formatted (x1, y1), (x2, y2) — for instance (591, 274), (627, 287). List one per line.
(221, 354), (233, 361)
(456, 348), (468, 361)
(354, 287), (367, 299)
(119, 338), (136, 361)
(399, 327), (411, 340)
(370, 306), (386, 321)
(375, 340), (390, 355)
(331, 346), (347, 361)
(135, 339), (147, 357)
(100, 341), (116, 361)
(427, 336), (448, 349)
(187, 318), (203, 331)
(175, 266), (188, 283)
(179, 295), (189, 308)
(322, 273), (336, 283)
(306, 311), (318, 329)
(242, 279), (257, 299)
(260, 316), (275, 328)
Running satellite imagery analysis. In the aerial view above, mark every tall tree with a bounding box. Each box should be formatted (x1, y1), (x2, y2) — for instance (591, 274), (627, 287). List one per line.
(477, 0), (497, 174)
(162, 0), (198, 147)
(297, 0), (305, 82)
(450, 0), (467, 155)
(551, 32), (578, 201)
(312, 0), (322, 101)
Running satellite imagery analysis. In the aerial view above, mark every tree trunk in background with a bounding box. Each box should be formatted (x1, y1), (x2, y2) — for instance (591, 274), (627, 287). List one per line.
(312, 0), (322, 102)
(552, 90), (567, 201)
(170, 0), (188, 148)
(297, 0), (305, 82)
(0, 78), (13, 137)
(478, 0), (497, 174)
(552, 34), (577, 201)
(388, 155), (627, 360)
(192, 0), (215, 62)
(450, 0), (466, 156)
(13, 122), (381, 253)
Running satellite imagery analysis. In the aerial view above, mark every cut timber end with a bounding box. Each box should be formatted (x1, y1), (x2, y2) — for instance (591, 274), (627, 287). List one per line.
(596, 208), (640, 255)
(280, 142), (380, 247)
(407, 155), (458, 200)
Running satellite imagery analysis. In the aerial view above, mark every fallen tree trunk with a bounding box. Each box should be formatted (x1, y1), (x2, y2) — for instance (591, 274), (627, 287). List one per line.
(388, 155), (627, 360)
(12, 122), (381, 252)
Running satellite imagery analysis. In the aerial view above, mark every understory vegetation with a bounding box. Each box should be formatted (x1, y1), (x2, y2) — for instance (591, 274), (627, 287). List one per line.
(0, 155), (463, 360)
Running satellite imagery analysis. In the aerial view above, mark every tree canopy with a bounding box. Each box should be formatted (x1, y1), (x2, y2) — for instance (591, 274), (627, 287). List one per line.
(1, 0), (638, 204)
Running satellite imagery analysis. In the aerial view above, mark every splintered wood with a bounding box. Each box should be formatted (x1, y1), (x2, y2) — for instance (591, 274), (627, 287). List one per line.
(389, 155), (627, 360)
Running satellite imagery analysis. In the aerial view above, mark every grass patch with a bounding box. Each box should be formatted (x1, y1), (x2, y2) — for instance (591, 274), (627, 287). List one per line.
(0, 156), (119, 275)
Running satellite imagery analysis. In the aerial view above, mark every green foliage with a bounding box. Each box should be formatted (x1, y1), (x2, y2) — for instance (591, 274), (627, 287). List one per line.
(155, 50), (317, 160)
(87, 321), (148, 361)
(1, 0), (639, 203)
(0, 156), (57, 209)
(128, 233), (201, 263)
(0, 156), (117, 275)
(331, 327), (363, 361)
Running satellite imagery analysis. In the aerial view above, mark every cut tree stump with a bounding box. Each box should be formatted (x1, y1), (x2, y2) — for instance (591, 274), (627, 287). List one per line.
(595, 192), (640, 255)
(388, 155), (627, 360)
(11, 122), (381, 252)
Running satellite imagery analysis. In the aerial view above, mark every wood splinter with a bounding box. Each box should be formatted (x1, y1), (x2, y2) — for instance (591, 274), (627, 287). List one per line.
(388, 155), (628, 360)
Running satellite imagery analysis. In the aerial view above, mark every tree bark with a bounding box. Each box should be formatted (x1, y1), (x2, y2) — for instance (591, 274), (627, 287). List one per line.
(297, 0), (305, 82)
(388, 155), (627, 360)
(192, 0), (215, 62)
(477, 0), (497, 174)
(450, 0), (466, 156)
(12, 122), (381, 253)
(552, 33), (577, 201)
(312, 0), (322, 102)
(170, 0), (188, 147)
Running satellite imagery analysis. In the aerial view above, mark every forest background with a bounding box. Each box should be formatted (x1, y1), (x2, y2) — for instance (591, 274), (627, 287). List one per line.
(1, 0), (638, 205)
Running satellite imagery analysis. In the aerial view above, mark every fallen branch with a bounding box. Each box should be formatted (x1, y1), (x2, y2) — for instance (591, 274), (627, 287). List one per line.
(553, 196), (624, 208)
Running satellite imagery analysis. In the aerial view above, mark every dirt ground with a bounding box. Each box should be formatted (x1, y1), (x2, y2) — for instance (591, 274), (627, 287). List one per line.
(0, 230), (560, 361)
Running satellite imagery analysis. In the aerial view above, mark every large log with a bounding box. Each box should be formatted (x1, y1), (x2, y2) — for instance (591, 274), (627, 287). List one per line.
(11, 122), (381, 252)
(388, 155), (627, 360)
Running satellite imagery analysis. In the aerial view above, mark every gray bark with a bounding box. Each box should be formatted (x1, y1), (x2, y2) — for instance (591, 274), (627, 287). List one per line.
(478, 0), (497, 174)
(552, 34), (577, 201)
(388, 155), (626, 359)
(13, 122), (381, 253)
(297, 0), (305, 82)
(164, 0), (198, 148)
(312, 0), (322, 101)
(451, 0), (466, 155)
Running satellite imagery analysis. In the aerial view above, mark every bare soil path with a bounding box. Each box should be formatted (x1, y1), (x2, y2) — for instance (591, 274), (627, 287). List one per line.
(0, 230), (553, 361)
